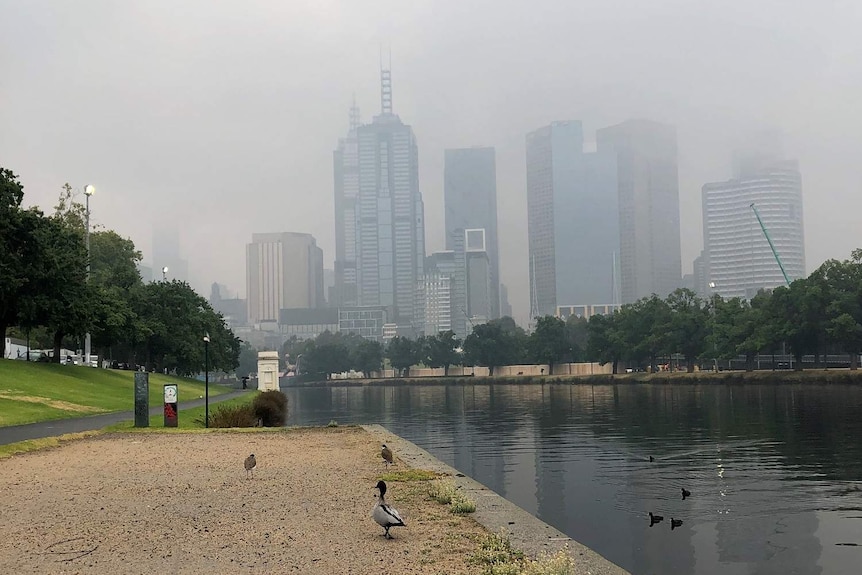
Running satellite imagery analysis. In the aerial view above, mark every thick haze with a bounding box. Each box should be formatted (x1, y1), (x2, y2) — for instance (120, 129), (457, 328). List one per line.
(2, 1), (860, 324)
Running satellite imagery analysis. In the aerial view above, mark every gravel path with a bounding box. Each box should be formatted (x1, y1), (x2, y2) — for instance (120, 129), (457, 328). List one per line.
(0, 427), (486, 574)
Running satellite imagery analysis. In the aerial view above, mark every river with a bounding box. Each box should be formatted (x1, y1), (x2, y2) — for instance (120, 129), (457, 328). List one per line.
(284, 382), (862, 575)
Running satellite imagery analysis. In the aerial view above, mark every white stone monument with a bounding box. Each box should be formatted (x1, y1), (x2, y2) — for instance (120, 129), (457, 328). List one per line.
(257, 351), (281, 392)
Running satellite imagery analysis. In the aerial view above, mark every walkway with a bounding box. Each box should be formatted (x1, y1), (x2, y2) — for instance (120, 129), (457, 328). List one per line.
(0, 389), (250, 446)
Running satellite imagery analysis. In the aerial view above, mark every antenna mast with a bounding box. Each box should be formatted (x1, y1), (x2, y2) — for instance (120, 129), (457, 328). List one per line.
(380, 48), (392, 114)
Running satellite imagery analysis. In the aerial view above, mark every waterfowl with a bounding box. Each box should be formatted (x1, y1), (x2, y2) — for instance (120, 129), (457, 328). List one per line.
(381, 444), (394, 466)
(372, 480), (405, 539)
(649, 512), (664, 526)
(681, 488), (691, 500)
(649, 456), (654, 462)
(671, 518), (683, 530)
(244, 454), (257, 479)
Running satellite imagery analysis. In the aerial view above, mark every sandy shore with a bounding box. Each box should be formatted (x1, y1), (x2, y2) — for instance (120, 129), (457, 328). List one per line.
(0, 427), (487, 574)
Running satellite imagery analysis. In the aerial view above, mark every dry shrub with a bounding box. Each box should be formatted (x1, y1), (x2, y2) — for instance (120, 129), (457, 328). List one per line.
(208, 404), (257, 428)
(253, 390), (288, 426)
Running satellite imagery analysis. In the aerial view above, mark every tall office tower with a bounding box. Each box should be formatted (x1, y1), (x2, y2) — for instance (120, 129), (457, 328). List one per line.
(526, 121), (619, 318)
(419, 251), (456, 336)
(152, 224), (188, 283)
(465, 229), (492, 323)
(334, 67), (425, 329)
(702, 159), (805, 299)
(246, 232), (324, 325)
(444, 147), (500, 318)
(500, 283), (513, 318)
(333, 99), (361, 307)
(597, 119), (681, 303)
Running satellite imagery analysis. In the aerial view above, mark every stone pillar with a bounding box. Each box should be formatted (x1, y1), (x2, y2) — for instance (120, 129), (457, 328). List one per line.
(257, 351), (280, 392)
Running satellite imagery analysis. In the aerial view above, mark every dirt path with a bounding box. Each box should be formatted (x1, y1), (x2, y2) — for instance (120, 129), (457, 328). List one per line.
(0, 427), (487, 574)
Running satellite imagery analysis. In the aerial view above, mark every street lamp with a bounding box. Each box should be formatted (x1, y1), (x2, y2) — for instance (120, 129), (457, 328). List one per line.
(203, 333), (210, 428)
(708, 282), (718, 372)
(162, 266), (169, 281)
(84, 184), (95, 367)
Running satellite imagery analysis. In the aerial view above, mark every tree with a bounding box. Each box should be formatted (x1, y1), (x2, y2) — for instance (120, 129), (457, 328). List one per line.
(236, 341), (258, 378)
(463, 322), (515, 376)
(565, 315), (590, 362)
(586, 312), (624, 373)
(528, 316), (570, 373)
(818, 255), (862, 369)
(387, 336), (418, 377)
(421, 330), (461, 376)
(666, 288), (710, 372)
(0, 168), (34, 358)
(351, 338), (383, 376)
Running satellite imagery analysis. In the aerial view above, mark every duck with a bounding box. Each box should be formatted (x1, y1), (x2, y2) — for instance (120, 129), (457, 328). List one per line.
(372, 480), (405, 539)
(671, 518), (683, 530)
(649, 512), (664, 526)
(244, 454), (257, 479)
(381, 444), (394, 466)
(681, 488), (691, 500)
(649, 456), (654, 462)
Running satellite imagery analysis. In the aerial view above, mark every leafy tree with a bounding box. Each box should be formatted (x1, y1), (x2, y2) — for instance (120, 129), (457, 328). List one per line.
(421, 330), (462, 376)
(528, 316), (570, 373)
(351, 337), (383, 376)
(463, 322), (515, 376)
(0, 168), (36, 357)
(587, 312), (625, 373)
(817, 255), (862, 369)
(565, 315), (590, 362)
(236, 341), (258, 378)
(666, 288), (710, 372)
(387, 336), (418, 377)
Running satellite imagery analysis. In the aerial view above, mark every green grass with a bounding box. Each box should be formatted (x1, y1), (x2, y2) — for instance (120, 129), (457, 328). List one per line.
(0, 360), (230, 427)
(104, 392), (258, 431)
(380, 468), (440, 482)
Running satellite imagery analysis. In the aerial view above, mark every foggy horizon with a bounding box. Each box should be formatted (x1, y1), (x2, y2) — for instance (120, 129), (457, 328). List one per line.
(3, 1), (860, 325)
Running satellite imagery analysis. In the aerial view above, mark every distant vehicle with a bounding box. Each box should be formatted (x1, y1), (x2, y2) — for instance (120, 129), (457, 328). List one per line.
(16, 350), (49, 362)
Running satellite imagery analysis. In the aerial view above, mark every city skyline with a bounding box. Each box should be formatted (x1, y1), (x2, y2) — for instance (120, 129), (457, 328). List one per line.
(3, 2), (859, 326)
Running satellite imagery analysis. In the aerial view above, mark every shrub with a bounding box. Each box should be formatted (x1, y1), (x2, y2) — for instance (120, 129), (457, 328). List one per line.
(252, 390), (288, 426)
(428, 479), (476, 514)
(470, 531), (525, 575)
(208, 404), (257, 428)
(522, 548), (577, 575)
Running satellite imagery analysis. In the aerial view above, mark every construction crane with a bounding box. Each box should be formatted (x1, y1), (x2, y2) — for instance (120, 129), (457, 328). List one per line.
(750, 202), (791, 286)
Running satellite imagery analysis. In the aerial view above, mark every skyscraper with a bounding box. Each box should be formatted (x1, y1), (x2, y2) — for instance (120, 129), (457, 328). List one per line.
(702, 159), (805, 299)
(333, 67), (425, 330)
(444, 147), (500, 318)
(597, 119), (681, 303)
(526, 121), (619, 318)
(246, 232), (324, 325)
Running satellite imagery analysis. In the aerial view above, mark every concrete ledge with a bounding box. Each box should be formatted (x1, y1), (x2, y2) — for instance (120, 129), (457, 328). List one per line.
(363, 424), (630, 575)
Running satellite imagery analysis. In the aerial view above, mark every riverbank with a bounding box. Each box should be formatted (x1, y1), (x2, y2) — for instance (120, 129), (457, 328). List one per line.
(287, 368), (862, 387)
(0, 427), (488, 574)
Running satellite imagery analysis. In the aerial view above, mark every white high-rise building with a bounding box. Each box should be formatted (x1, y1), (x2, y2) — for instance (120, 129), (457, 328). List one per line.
(246, 232), (324, 325)
(702, 159), (805, 299)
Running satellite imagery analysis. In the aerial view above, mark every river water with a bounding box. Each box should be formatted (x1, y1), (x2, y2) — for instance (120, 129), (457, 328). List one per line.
(284, 383), (862, 575)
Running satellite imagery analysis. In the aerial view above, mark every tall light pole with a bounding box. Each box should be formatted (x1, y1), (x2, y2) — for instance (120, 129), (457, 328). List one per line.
(709, 281), (718, 372)
(84, 184), (95, 367)
(203, 333), (210, 428)
(162, 266), (168, 281)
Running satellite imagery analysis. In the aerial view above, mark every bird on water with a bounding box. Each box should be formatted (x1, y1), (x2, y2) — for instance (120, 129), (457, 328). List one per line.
(649, 512), (664, 526)
(681, 488), (691, 500)
(372, 480), (405, 539)
(671, 518), (683, 530)
(244, 453), (257, 479)
(381, 443), (394, 466)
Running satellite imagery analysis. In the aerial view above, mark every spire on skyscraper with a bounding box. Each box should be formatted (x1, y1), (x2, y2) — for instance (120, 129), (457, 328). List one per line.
(380, 48), (392, 114)
(349, 93), (360, 133)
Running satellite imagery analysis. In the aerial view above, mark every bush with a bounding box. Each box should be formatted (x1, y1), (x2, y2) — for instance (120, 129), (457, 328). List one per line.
(428, 479), (476, 514)
(252, 390), (288, 426)
(208, 404), (257, 428)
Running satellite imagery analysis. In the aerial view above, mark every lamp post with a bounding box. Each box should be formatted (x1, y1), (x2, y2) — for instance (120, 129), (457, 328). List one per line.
(84, 184), (95, 367)
(162, 266), (168, 281)
(708, 281), (718, 372)
(203, 333), (210, 428)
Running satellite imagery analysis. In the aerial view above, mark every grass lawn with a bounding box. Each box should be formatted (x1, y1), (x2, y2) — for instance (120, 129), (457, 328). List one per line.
(104, 391), (259, 432)
(0, 359), (231, 427)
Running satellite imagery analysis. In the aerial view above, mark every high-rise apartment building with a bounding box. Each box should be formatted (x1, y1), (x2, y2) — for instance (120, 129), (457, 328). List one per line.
(444, 147), (500, 318)
(333, 68), (425, 330)
(702, 159), (805, 299)
(526, 121), (619, 318)
(596, 119), (681, 303)
(246, 232), (324, 325)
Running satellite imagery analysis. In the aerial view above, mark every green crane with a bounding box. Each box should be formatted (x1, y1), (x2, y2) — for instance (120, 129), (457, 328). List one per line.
(750, 202), (791, 286)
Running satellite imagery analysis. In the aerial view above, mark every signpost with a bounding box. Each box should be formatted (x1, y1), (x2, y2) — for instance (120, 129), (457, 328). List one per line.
(164, 384), (178, 427)
(134, 372), (149, 427)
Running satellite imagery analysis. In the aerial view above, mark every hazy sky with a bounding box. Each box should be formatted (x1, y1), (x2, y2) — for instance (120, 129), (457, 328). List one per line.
(2, 0), (861, 324)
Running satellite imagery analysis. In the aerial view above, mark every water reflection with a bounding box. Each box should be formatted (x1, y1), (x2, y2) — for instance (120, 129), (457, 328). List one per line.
(285, 383), (862, 575)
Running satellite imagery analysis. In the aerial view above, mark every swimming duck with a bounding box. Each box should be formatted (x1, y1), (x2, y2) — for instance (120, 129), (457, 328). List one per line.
(372, 480), (405, 539)
(681, 488), (691, 500)
(649, 512), (664, 526)
(244, 453), (257, 479)
(381, 444), (394, 466)
(671, 518), (683, 530)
